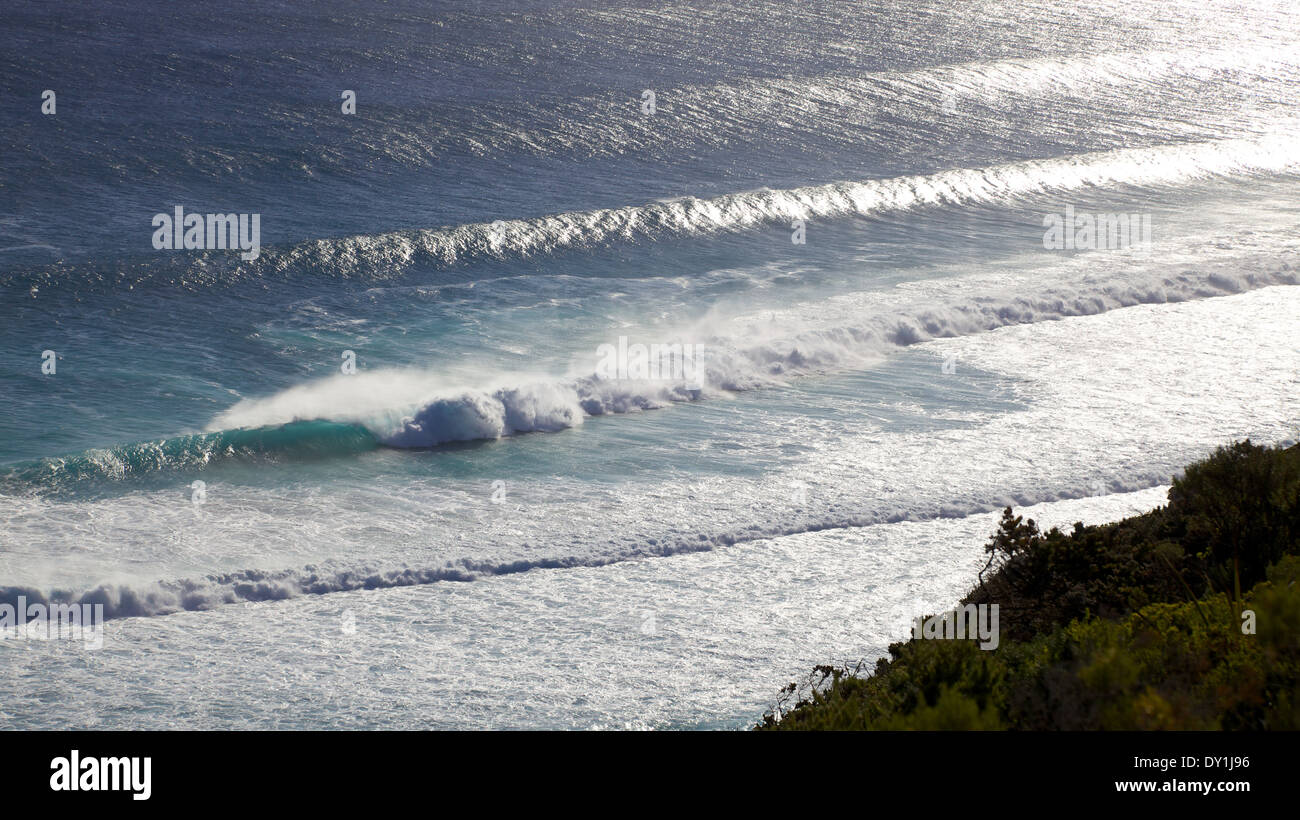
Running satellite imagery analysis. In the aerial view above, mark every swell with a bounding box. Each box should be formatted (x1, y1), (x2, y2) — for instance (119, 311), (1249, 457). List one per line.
(6, 134), (1298, 292)
(433, 44), (1300, 168)
(7, 42), (1293, 195)
(0, 421), (378, 495)
(241, 134), (1300, 279)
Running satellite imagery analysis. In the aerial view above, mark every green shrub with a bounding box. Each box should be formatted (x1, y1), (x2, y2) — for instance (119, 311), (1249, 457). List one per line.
(758, 441), (1300, 731)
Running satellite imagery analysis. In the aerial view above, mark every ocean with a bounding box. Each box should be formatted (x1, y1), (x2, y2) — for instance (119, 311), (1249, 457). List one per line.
(1, 0), (1297, 729)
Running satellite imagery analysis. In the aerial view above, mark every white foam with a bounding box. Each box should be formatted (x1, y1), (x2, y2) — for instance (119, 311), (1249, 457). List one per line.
(211, 239), (1298, 447)
(0, 486), (1175, 730)
(4, 286), (1297, 619)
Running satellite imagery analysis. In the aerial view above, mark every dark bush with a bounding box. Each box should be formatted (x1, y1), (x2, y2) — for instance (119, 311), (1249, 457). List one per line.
(758, 441), (1300, 731)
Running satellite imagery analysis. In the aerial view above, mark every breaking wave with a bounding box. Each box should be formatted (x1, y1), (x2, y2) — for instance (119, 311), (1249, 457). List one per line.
(5, 256), (1294, 494)
(7, 134), (1297, 292)
(263, 134), (1300, 279)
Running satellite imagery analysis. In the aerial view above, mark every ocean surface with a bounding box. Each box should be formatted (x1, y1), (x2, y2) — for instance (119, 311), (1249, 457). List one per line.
(1, 0), (1298, 729)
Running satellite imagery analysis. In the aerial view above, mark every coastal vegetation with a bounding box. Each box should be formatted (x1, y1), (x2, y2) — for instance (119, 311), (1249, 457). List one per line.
(758, 440), (1300, 730)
